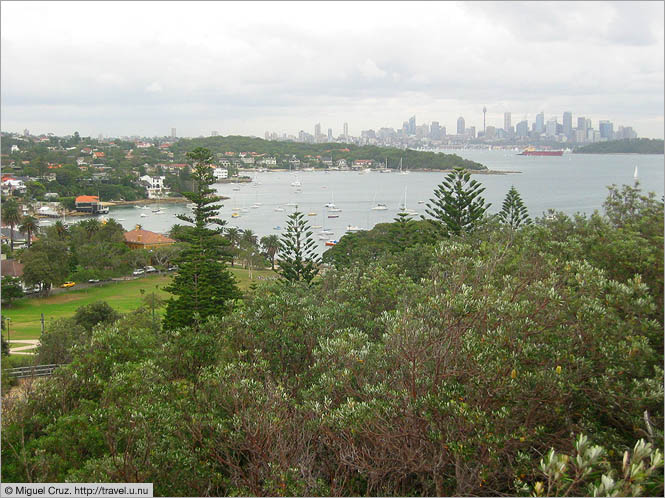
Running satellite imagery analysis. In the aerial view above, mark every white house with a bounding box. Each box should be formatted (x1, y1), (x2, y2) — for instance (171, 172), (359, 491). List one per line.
(213, 168), (228, 181)
(139, 175), (170, 199)
(10, 145), (19, 153)
(1, 177), (26, 195)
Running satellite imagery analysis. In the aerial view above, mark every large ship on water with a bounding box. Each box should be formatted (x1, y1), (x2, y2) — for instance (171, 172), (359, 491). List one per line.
(518, 147), (564, 156)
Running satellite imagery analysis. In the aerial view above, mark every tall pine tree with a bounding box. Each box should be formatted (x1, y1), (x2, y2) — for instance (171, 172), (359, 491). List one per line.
(498, 186), (531, 229)
(164, 147), (240, 329)
(424, 167), (490, 236)
(277, 210), (320, 284)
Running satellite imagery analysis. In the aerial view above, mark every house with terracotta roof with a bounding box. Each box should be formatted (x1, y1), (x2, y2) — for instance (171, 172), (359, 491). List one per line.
(124, 227), (176, 250)
(75, 195), (109, 214)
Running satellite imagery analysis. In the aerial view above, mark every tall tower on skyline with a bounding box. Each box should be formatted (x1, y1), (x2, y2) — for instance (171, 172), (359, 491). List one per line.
(170, 128), (176, 138)
(483, 106), (487, 134)
(504, 112), (512, 133)
(457, 116), (465, 135)
(343, 122), (348, 138)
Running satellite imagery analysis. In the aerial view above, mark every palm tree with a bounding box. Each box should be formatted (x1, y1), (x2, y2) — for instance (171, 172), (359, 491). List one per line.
(260, 234), (280, 269)
(241, 229), (258, 247)
(1, 198), (22, 251)
(81, 218), (101, 240)
(19, 216), (39, 248)
(225, 227), (242, 267)
(53, 220), (68, 240)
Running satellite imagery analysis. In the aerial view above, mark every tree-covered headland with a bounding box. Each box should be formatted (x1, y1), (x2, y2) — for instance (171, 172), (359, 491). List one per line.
(2, 162), (663, 496)
(574, 138), (664, 154)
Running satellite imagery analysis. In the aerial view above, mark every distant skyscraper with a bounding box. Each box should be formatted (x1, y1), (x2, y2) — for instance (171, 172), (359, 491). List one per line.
(577, 117), (586, 131)
(546, 118), (557, 137)
(430, 121), (441, 140)
(457, 116), (465, 135)
(408, 115), (416, 135)
(343, 122), (349, 138)
(23, 128), (29, 136)
(504, 112), (512, 133)
(483, 106), (487, 134)
(468, 126), (476, 138)
(535, 112), (545, 133)
(314, 123), (321, 138)
(170, 128), (176, 138)
(212, 131), (219, 137)
(516, 120), (529, 137)
(562, 112), (573, 137)
(599, 120), (614, 140)
(327, 128), (332, 141)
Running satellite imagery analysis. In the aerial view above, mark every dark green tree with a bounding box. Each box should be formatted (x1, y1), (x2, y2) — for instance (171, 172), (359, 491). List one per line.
(73, 301), (121, 332)
(1, 198), (22, 251)
(163, 147), (240, 329)
(260, 234), (280, 269)
(498, 186), (531, 229)
(1, 276), (24, 305)
(277, 210), (320, 284)
(18, 215), (39, 248)
(423, 167), (490, 236)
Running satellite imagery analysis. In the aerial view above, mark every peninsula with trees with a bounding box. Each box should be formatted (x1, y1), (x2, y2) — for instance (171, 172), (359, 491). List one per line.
(573, 138), (664, 154)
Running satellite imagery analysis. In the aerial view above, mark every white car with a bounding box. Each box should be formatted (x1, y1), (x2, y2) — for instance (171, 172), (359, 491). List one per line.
(145, 266), (157, 273)
(132, 269), (145, 276)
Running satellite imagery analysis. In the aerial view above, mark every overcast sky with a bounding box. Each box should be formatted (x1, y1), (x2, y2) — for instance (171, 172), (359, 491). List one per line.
(1, 1), (663, 138)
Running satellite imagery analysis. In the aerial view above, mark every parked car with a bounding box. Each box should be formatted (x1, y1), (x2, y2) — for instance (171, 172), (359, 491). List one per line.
(167, 266), (178, 271)
(132, 269), (145, 276)
(88, 278), (100, 283)
(145, 266), (157, 273)
(60, 281), (76, 288)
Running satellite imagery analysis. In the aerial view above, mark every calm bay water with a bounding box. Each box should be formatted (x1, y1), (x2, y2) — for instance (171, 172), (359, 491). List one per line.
(84, 151), (663, 251)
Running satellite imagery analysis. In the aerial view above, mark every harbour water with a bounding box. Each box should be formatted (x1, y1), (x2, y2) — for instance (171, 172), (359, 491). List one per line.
(53, 151), (665, 251)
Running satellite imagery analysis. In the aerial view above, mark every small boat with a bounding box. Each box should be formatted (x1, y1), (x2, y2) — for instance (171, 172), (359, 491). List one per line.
(325, 240), (338, 247)
(134, 205), (142, 209)
(140, 213), (148, 217)
(273, 225), (281, 230)
(274, 207), (285, 212)
(115, 218), (125, 221)
(319, 229), (334, 235)
(398, 157), (409, 175)
(318, 235), (328, 240)
(232, 212), (240, 218)
(371, 203), (388, 211)
(291, 179), (302, 187)
(418, 200), (425, 204)
(311, 225), (322, 229)
(308, 212), (317, 216)
(329, 207), (342, 212)
(328, 214), (339, 218)
(251, 204), (260, 209)
(141, 205), (150, 210)
(285, 202), (297, 207)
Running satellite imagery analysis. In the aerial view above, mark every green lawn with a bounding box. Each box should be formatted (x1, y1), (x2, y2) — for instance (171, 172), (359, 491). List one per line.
(2, 267), (276, 341)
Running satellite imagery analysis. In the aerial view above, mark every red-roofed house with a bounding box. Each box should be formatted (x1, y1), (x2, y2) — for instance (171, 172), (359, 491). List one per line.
(75, 195), (108, 214)
(92, 151), (105, 159)
(124, 227), (176, 250)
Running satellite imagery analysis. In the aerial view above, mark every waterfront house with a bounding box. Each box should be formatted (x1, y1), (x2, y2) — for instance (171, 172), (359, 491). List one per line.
(75, 195), (109, 214)
(124, 227), (176, 250)
(139, 175), (170, 198)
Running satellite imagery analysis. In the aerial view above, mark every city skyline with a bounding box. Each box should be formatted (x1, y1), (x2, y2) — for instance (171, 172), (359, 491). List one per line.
(1, 1), (663, 139)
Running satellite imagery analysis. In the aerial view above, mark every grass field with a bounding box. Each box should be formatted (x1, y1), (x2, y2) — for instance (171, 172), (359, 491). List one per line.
(2, 267), (276, 341)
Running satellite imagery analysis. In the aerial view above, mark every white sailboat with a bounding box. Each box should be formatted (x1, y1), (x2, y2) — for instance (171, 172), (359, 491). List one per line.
(371, 192), (387, 210)
(399, 157), (409, 175)
(325, 192), (342, 212)
(634, 165), (639, 180)
(398, 186), (418, 216)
